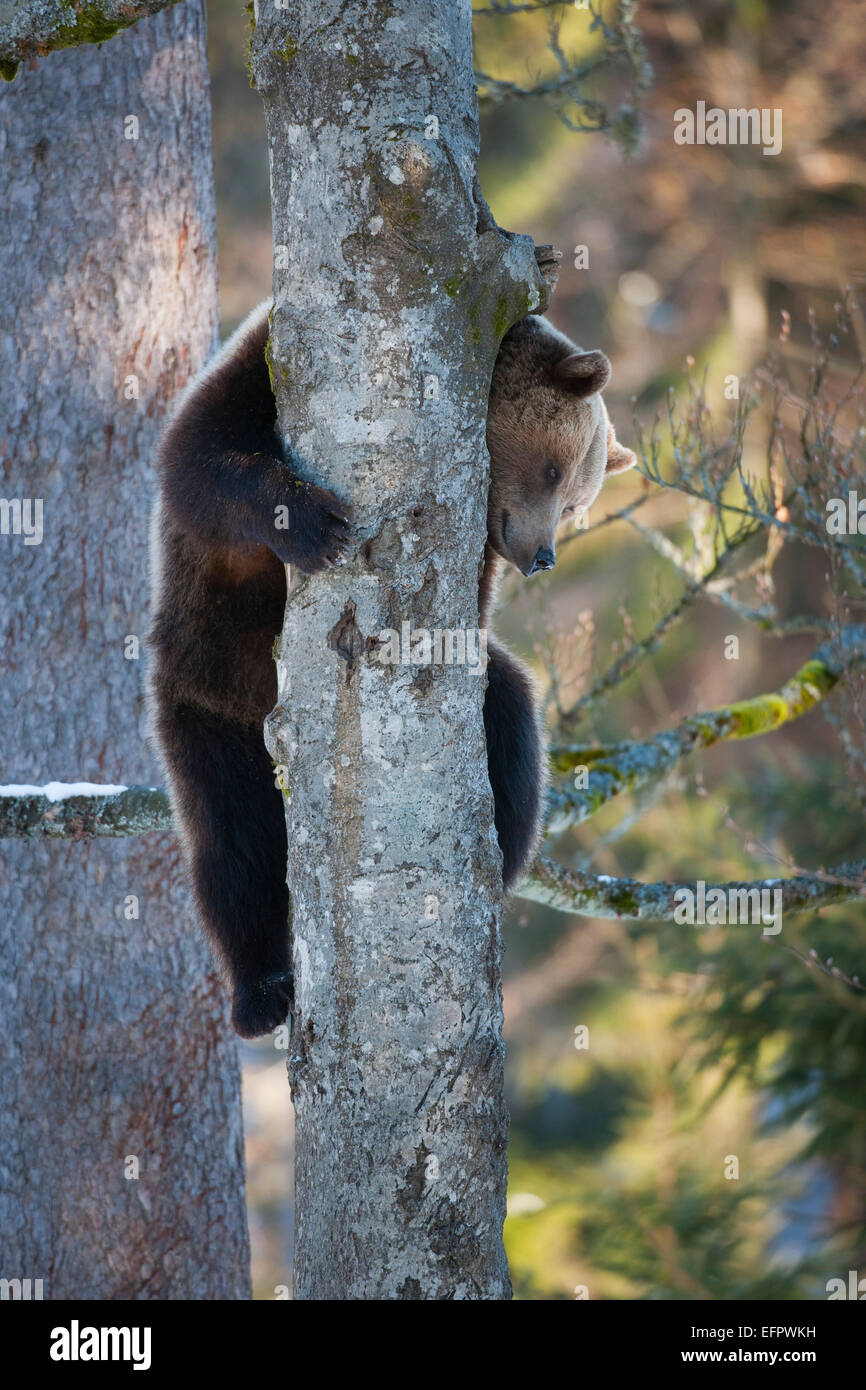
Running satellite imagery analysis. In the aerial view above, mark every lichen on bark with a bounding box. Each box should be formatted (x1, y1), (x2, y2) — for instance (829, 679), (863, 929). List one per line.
(0, 0), (179, 71)
(250, 0), (545, 1301)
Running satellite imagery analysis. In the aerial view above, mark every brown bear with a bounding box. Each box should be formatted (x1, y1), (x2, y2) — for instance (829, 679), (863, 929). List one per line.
(148, 301), (634, 1037)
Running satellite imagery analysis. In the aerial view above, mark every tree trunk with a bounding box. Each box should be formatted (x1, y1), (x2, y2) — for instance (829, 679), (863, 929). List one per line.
(0, 3), (250, 1299)
(251, 0), (544, 1300)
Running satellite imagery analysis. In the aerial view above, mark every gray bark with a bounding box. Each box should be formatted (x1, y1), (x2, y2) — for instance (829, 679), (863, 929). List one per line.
(0, 4), (251, 1299)
(251, 0), (545, 1299)
(0, 0), (177, 79)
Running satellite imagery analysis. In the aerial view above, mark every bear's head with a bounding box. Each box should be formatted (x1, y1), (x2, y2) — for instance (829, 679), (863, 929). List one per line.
(486, 315), (636, 576)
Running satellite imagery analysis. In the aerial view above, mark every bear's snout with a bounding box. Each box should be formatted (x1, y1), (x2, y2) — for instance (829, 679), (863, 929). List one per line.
(528, 546), (555, 575)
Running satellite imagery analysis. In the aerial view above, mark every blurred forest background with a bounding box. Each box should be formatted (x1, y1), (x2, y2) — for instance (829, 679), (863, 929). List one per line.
(208, 0), (866, 1298)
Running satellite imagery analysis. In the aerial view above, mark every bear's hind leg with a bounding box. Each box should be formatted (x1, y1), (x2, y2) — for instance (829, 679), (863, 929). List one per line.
(483, 638), (545, 890)
(157, 703), (292, 1038)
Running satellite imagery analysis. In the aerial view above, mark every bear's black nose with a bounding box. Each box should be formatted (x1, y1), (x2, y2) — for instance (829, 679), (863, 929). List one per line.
(530, 546), (555, 574)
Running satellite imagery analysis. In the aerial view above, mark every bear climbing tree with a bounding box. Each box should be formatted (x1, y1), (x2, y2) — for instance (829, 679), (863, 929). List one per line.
(3, 0), (863, 1307)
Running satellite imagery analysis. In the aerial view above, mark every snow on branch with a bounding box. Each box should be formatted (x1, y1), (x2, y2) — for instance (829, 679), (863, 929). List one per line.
(0, 784), (172, 838)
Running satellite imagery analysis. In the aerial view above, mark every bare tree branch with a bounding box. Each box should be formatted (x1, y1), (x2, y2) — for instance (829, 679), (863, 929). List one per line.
(518, 854), (866, 921)
(547, 626), (866, 835)
(0, 784), (171, 838)
(0, 0), (178, 79)
(473, 0), (651, 151)
(558, 518), (760, 725)
(474, 1), (567, 15)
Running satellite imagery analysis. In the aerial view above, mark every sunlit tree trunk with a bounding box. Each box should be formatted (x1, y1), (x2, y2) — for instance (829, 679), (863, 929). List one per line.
(251, 0), (544, 1300)
(0, 3), (250, 1299)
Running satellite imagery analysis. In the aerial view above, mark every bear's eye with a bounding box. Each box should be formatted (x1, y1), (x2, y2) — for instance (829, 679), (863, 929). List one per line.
(546, 464), (560, 485)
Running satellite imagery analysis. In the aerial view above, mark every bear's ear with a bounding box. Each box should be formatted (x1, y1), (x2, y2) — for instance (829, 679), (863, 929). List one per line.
(553, 349), (611, 398)
(606, 421), (637, 475)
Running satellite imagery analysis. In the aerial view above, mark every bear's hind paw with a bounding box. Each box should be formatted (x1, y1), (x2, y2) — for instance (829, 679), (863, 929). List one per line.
(232, 971), (294, 1039)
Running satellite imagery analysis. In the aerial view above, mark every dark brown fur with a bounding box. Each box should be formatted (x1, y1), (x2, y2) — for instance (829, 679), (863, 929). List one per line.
(148, 304), (633, 1037)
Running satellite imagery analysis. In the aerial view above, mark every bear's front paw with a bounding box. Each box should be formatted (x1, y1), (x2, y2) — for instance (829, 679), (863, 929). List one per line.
(232, 971), (294, 1039)
(278, 483), (354, 574)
